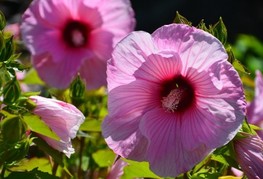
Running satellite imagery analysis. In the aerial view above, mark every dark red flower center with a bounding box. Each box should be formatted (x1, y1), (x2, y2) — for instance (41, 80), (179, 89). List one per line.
(160, 75), (195, 113)
(62, 20), (90, 48)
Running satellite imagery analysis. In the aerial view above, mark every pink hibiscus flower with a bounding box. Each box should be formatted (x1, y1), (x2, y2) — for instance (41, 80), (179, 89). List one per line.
(21, 0), (135, 90)
(247, 70), (263, 138)
(234, 133), (263, 179)
(29, 96), (85, 157)
(102, 24), (246, 177)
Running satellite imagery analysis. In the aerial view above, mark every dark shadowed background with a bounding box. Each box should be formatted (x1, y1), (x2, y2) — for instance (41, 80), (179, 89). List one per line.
(2, 0), (263, 74)
(1, 0), (263, 43)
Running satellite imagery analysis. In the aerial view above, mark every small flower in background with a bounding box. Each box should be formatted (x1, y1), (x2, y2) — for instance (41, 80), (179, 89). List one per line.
(21, 0), (135, 90)
(4, 23), (20, 40)
(29, 96), (85, 158)
(102, 24), (246, 177)
(234, 133), (263, 179)
(247, 70), (263, 138)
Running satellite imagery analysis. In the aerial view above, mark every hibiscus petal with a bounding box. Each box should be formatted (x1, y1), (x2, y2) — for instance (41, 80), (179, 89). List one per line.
(133, 51), (182, 83)
(102, 113), (147, 160)
(234, 134), (263, 179)
(140, 108), (210, 177)
(107, 80), (160, 117)
(181, 104), (241, 151)
(33, 53), (80, 89)
(39, 135), (75, 158)
(152, 24), (228, 75)
(247, 70), (263, 138)
(107, 31), (156, 91)
(89, 29), (114, 60)
(79, 57), (107, 90)
(98, 0), (135, 44)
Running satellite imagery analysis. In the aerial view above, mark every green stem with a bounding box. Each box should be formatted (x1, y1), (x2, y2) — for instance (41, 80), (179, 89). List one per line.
(78, 137), (85, 179)
(52, 161), (58, 176)
(0, 165), (6, 179)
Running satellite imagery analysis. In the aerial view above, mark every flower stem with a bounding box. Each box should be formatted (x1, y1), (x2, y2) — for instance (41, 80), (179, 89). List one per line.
(78, 137), (85, 179)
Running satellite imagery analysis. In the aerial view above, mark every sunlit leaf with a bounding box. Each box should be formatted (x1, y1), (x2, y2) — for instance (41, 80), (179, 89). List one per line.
(233, 59), (250, 74)
(173, 11), (192, 26)
(23, 69), (45, 85)
(211, 17), (227, 45)
(92, 149), (115, 167)
(122, 160), (160, 179)
(212, 143), (239, 168)
(196, 19), (209, 32)
(192, 155), (210, 173)
(80, 118), (101, 132)
(23, 115), (60, 141)
(10, 158), (52, 173)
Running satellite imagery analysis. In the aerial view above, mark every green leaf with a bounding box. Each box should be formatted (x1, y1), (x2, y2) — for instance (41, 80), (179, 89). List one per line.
(0, 115), (27, 143)
(233, 59), (250, 74)
(0, 36), (14, 62)
(192, 155), (211, 174)
(33, 137), (64, 167)
(10, 158), (52, 173)
(0, 138), (30, 165)
(210, 154), (231, 166)
(211, 143), (239, 168)
(0, 31), (4, 52)
(122, 160), (160, 179)
(173, 11), (192, 26)
(210, 17), (227, 45)
(23, 115), (60, 141)
(80, 118), (101, 132)
(249, 123), (262, 131)
(241, 118), (257, 135)
(0, 11), (6, 30)
(6, 168), (59, 179)
(196, 19), (209, 32)
(23, 69), (45, 85)
(3, 78), (21, 104)
(70, 75), (86, 100)
(92, 149), (115, 167)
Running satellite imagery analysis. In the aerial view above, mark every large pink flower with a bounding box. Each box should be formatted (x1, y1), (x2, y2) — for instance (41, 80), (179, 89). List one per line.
(247, 70), (263, 138)
(21, 0), (135, 89)
(102, 24), (246, 177)
(29, 96), (85, 157)
(234, 133), (263, 179)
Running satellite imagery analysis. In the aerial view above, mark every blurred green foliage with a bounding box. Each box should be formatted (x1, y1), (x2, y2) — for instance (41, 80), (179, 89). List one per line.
(232, 34), (263, 74)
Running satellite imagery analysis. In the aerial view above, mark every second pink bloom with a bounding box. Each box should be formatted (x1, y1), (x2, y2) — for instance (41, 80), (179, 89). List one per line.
(21, 0), (135, 89)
